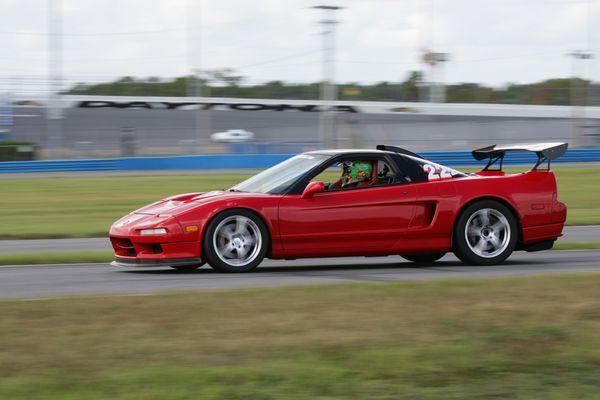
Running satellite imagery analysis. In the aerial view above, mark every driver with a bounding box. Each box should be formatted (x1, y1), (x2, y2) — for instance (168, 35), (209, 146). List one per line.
(329, 160), (374, 189)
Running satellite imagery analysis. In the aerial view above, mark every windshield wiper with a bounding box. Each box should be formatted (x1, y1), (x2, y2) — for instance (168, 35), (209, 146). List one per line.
(227, 188), (244, 192)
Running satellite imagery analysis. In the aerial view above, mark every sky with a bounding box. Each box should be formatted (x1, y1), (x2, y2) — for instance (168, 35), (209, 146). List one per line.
(1, 0), (599, 91)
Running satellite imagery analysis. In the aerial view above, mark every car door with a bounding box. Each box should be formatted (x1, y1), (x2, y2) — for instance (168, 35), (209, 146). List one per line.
(277, 157), (417, 256)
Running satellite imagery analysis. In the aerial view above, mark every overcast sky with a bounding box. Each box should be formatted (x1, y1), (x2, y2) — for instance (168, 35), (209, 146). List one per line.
(1, 0), (599, 88)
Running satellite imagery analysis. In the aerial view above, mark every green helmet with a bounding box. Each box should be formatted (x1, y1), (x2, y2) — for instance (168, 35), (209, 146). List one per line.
(342, 161), (373, 187)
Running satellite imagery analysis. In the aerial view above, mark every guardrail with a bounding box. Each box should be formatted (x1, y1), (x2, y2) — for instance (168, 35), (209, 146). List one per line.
(0, 149), (599, 173)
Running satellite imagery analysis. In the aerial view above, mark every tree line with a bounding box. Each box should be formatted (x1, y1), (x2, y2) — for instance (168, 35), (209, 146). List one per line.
(66, 70), (598, 106)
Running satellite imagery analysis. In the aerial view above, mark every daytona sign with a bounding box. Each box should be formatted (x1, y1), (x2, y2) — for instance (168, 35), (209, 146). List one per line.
(77, 100), (359, 113)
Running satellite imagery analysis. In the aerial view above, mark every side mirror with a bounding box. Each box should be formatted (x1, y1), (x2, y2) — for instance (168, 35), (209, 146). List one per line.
(301, 181), (325, 199)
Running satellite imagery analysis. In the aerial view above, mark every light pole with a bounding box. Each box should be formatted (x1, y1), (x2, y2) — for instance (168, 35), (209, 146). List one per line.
(417, 0), (449, 103)
(567, 50), (593, 146)
(422, 51), (450, 102)
(312, 5), (342, 148)
(187, 0), (210, 154)
(193, 68), (211, 153)
(47, 0), (64, 158)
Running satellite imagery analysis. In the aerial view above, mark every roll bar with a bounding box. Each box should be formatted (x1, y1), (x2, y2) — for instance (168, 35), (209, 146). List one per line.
(376, 145), (423, 159)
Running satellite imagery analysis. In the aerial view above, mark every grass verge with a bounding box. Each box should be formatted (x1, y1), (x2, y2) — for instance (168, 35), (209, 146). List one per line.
(503, 166), (600, 226)
(1, 275), (600, 399)
(0, 243), (598, 266)
(0, 166), (598, 239)
(0, 173), (250, 239)
(0, 251), (113, 265)
(553, 242), (600, 250)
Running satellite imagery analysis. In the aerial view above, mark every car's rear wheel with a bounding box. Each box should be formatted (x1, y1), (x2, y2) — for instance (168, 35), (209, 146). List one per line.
(453, 200), (518, 265)
(203, 209), (269, 273)
(401, 252), (446, 264)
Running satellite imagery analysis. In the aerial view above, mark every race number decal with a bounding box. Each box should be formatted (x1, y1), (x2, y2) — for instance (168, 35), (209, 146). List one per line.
(423, 163), (453, 181)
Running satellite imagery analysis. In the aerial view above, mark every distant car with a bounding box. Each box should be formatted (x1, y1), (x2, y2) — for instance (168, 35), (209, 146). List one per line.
(110, 143), (568, 272)
(210, 129), (254, 143)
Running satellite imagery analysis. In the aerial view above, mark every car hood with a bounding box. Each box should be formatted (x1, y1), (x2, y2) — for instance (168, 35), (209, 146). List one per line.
(132, 190), (261, 216)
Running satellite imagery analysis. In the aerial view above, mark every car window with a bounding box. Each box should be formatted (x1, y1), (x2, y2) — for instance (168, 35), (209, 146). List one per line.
(312, 158), (396, 192)
(312, 164), (340, 186)
(231, 153), (330, 194)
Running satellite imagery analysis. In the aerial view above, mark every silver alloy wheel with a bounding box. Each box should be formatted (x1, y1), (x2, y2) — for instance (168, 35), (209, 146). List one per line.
(213, 215), (262, 267)
(464, 208), (511, 258)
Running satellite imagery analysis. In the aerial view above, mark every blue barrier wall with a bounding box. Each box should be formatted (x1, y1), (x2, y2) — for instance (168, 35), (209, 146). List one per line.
(1, 149), (599, 173)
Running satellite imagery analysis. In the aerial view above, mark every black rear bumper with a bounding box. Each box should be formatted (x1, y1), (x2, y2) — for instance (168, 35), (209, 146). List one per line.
(111, 256), (203, 268)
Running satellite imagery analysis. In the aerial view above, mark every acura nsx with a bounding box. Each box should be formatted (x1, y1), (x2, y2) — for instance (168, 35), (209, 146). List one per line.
(110, 143), (568, 272)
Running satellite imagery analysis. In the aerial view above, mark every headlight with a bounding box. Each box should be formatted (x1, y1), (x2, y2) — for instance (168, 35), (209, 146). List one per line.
(140, 228), (167, 235)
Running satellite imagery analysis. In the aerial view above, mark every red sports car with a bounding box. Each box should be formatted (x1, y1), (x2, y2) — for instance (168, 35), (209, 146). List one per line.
(110, 143), (568, 272)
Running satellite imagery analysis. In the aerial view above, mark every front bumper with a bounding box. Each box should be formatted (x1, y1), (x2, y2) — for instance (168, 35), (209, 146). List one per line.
(111, 256), (203, 268)
(109, 212), (205, 266)
(109, 237), (202, 267)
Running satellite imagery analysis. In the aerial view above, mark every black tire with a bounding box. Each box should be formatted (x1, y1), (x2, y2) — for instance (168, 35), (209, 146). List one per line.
(170, 263), (204, 272)
(203, 209), (269, 273)
(453, 200), (518, 265)
(401, 252), (446, 264)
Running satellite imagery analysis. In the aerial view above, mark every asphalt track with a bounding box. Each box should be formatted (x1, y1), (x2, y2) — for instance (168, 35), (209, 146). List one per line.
(1, 250), (599, 299)
(0, 226), (596, 254)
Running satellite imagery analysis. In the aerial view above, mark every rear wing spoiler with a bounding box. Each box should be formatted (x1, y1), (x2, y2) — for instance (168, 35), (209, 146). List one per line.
(472, 142), (568, 171)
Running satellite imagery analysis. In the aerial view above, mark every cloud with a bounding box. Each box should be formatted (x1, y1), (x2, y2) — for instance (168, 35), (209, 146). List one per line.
(0, 0), (598, 92)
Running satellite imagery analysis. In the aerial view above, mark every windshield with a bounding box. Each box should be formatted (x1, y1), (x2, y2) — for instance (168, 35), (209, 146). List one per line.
(231, 153), (330, 194)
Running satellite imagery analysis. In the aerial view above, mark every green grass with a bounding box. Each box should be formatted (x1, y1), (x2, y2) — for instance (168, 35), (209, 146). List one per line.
(0, 166), (598, 239)
(553, 242), (600, 250)
(553, 167), (600, 225)
(0, 243), (598, 266)
(1, 275), (600, 399)
(0, 251), (113, 265)
(0, 174), (250, 239)
(503, 166), (600, 226)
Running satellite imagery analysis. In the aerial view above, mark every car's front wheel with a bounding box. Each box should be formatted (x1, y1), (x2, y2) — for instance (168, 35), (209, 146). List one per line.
(203, 209), (269, 273)
(453, 200), (518, 265)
